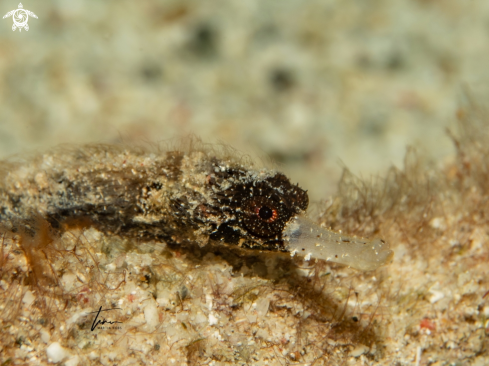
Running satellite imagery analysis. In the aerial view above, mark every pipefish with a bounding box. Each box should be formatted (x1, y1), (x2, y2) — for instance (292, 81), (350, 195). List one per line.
(0, 141), (393, 271)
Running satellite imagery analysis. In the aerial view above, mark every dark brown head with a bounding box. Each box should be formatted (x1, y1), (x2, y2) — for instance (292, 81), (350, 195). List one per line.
(206, 167), (309, 251)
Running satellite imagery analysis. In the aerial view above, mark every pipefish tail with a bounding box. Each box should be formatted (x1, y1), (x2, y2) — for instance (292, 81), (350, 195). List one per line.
(0, 141), (393, 271)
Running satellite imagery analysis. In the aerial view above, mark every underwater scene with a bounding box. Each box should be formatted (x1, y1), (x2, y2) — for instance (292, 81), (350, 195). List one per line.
(1, 1), (489, 365)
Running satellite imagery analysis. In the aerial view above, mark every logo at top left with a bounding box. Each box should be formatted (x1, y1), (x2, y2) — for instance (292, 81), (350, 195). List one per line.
(3, 3), (37, 32)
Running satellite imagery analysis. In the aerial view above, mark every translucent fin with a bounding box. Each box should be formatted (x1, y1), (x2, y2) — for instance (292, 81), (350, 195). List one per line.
(283, 215), (393, 271)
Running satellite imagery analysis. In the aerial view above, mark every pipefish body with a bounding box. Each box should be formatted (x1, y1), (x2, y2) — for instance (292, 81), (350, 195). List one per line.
(0, 141), (393, 271)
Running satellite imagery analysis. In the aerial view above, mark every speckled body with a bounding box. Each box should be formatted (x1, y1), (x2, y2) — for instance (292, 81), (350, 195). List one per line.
(0, 143), (309, 252)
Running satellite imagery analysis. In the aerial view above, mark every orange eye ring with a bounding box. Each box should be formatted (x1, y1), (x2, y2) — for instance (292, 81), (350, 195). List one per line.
(241, 195), (289, 237)
(254, 205), (278, 223)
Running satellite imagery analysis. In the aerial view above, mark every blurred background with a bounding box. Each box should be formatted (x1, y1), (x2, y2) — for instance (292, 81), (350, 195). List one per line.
(1, 0), (488, 201)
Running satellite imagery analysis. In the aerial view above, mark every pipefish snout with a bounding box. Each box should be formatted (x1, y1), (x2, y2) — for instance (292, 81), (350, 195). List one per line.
(0, 142), (393, 271)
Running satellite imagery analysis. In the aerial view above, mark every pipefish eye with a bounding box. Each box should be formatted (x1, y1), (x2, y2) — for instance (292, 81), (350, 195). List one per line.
(256, 204), (277, 222)
(242, 195), (290, 237)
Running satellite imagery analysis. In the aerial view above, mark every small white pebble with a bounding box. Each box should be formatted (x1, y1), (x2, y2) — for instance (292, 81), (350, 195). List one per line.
(213, 330), (223, 341)
(350, 344), (368, 357)
(430, 217), (445, 229)
(0, 280), (8, 291)
(22, 291), (35, 306)
(144, 302), (159, 330)
(255, 297), (270, 317)
(40, 329), (50, 344)
(209, 313), (218, 325)
(61, 273), (77, 292)
(483, 306), (489, 317)
(206, 294), (213, 310)
(46, 342), (69, 363)
(429, 290), (445, 304)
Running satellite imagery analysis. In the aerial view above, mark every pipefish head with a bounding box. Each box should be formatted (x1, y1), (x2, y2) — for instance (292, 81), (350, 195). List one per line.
(181, 156), (393, 270)
(197, 159), (393, 271)
(206, 167), (308, 251)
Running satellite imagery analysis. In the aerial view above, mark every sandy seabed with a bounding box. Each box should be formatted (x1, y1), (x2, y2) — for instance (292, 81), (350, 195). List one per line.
(2, 0), (489, 364)
(1, 114), (489, 365)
